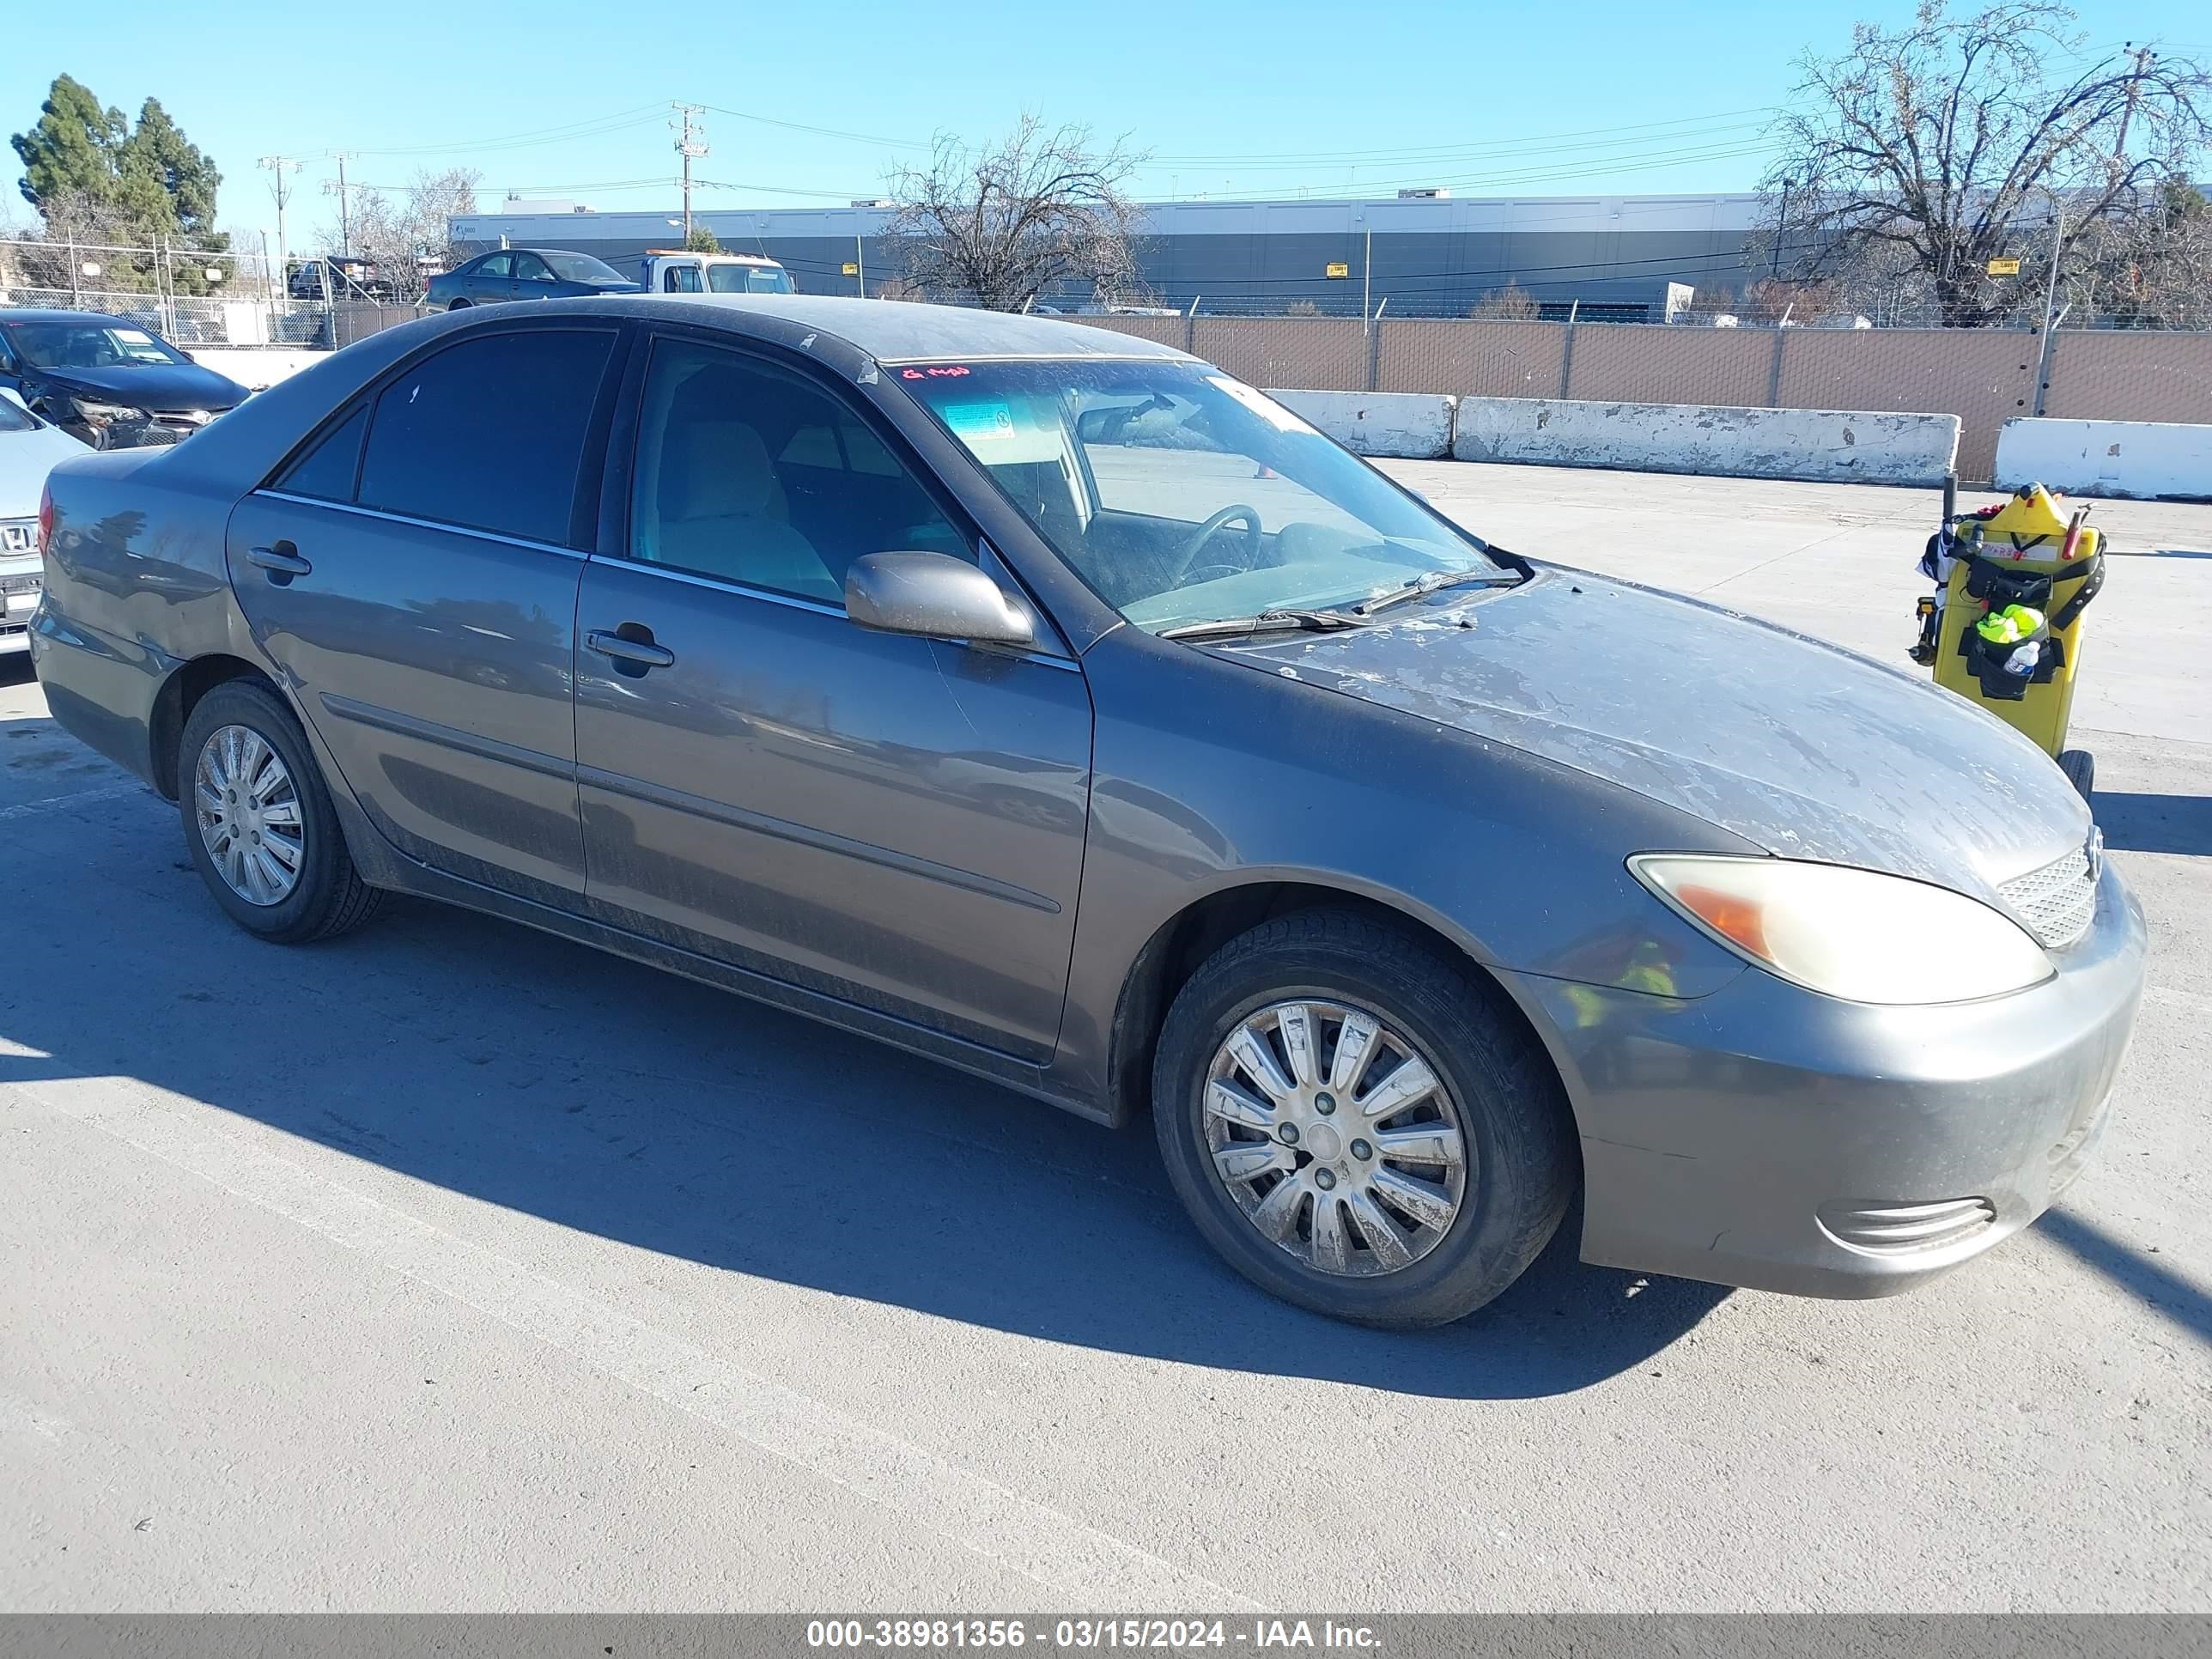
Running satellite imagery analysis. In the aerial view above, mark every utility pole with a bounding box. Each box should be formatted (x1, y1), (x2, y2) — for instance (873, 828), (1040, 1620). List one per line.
(258, 155), (303, 294)
(324, 153), (356, 258)
(672, 104), (708, 241)
(855, 232), (866, 297)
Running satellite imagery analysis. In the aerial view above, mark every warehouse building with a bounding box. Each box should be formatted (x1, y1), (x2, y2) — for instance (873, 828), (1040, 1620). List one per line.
(449, 191), (1768, 319)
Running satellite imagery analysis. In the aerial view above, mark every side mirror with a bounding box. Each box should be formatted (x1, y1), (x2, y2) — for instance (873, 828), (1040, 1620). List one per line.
(845, 551), (1035, 648)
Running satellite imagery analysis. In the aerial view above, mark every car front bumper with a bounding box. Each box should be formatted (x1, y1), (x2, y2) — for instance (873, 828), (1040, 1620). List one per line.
(1509, 860), (2147, 1298)
(0, 556), (40, 653)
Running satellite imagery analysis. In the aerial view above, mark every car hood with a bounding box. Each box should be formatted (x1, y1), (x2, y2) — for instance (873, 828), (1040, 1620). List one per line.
(26, 362), (248, 413)
(1214, 567), (2090, 900)
(0, 420), (90, 515)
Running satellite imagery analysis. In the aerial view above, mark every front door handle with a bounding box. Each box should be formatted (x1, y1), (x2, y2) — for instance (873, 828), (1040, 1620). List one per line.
(586, 628), (676, 670)
(246, 542), (313, 580)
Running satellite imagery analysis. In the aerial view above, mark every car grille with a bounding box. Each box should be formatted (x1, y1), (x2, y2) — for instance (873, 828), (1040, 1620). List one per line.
(0, 520), (33, 556)
(1999, 841), (2100, 950)
(1817, 1197), (1997, 1255)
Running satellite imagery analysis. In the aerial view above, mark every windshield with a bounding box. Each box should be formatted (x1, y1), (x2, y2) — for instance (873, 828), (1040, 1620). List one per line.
(896, 359), (1499, 633)
(540, 251), (628, 284)
(3, 319), (188, 371)
(0, 394), (38, 434)
(706, 263), (793, 294)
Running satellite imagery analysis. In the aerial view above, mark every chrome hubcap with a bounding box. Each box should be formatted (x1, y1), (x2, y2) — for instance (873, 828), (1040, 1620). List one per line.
(194, 724), (305, 906)
(1203, 999), (1469, 1278)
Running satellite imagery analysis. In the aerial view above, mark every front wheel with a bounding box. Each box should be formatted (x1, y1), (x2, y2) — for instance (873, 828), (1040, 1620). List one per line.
(179, 680), (385, 943)
(2058, 748), (2095, 800)
(1152, 909), (1576, 1328)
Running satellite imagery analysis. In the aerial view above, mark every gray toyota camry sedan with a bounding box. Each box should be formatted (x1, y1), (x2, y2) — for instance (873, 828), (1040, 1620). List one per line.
(28, 295), (2143, 1328)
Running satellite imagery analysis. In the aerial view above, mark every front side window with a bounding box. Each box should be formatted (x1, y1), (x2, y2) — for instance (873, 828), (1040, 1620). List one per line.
(3, 320), (185, 371)
(357, 329), (613, 545)
(538, 251), (626, 285)
(896, 359), (1500, 633)
(629, 338), (969, 604)
(513, 253), (553, 284)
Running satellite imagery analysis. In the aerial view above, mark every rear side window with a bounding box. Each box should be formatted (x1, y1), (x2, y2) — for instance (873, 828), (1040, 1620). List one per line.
(357, 330), (613, 545)
(275, 405), (368, 501)
(477, 252), (512, 279)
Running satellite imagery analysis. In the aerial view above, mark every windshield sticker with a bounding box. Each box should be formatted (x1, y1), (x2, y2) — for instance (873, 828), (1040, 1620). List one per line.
(1206, 375), (1311, 434)
(900, 365), (973, 380)
(941, 402), (1018, 443)
(114, 328), (156, 343)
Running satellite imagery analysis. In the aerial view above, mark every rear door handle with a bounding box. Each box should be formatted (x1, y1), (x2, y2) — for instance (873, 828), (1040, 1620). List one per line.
(586, 629), (676, 670)
(246, 542), (312, 579)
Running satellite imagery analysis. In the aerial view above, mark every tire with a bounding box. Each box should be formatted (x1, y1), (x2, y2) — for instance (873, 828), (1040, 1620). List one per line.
(447, 299), (471, 311)
(178, 679), (385, 944)
(1152, 908), (1576, 1328)
(2058, 748), (2095, 801)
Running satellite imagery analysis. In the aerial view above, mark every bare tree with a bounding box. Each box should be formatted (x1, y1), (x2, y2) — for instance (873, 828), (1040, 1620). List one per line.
(885, 116), (1146, 310)
(1468, 282), (1538, 319)
(1760, 2), (2212, 325)
(319, 167), (479, 301)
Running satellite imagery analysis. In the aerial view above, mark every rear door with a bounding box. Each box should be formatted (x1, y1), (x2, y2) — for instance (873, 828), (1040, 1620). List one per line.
(570, 331), (1093, 1060)
(228, 321), (620, 904)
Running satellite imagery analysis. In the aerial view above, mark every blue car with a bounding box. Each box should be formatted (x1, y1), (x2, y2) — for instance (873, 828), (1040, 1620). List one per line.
(423, 248), (643, 310)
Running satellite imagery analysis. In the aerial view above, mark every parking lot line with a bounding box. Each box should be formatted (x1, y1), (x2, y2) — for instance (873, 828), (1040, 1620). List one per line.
(0, 781), (146, 822)
(11, 1071), (1262, 1612)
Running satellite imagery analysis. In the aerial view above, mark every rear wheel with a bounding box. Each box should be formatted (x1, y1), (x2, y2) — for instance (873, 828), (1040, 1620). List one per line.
(179, 680), (384, 944)
(447, 299), (471, 311)
(1152, 908), (1575, 1328)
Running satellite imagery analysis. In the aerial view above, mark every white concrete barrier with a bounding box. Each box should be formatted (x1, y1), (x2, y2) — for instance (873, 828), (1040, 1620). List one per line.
(1265, 389), (1457, 459)
(1451, 397), (1960, 486)
(185, 348), (330, 391)
(1994, 418), (2212, 501)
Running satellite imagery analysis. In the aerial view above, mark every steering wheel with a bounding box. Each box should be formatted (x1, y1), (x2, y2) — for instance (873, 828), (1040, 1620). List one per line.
(1169, 504), (1264, 587)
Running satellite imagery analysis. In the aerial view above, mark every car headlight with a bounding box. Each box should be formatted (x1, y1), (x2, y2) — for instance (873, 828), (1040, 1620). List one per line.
(64, 398), (146, 428)
(1629, 854), (2052, 1005)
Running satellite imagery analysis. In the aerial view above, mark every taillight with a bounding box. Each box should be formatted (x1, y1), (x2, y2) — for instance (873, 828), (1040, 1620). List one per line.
(37, 482), (53, 556)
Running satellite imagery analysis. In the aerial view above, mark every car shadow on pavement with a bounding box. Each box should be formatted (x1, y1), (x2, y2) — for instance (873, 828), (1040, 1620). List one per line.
(0, 758), (1729, 1401)
(2037, 1209), (2212, 1349)
(2094, 790), (2212, 857)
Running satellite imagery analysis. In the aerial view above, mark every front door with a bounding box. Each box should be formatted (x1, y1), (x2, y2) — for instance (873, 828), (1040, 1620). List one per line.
(573, 334), (1091, 1061)
(229, 323), (618, 903)
(468, 252), (516, 303)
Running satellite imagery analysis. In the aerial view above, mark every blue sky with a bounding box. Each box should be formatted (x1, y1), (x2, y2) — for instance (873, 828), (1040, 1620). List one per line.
(10, 0), (2210, 250)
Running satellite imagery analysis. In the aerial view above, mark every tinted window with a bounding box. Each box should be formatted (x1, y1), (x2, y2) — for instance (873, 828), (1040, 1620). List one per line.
(630, 339), (969, 603)
(276, 405), (368, 501)
(665, 265), (702, 293)
(477, 252), (513, 279)
(358, 330), (613, 545)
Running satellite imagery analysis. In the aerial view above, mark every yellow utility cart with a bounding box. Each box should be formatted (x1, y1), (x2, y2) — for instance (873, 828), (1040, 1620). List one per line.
(1912, 483), (2106, 799)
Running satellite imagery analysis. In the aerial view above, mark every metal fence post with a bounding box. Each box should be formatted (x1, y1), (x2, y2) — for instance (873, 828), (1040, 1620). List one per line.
(1184, 295), (1199, 357)
(2032, 307), (2068, 417)
(1366, 303), (1384, 393)
(1765, 319), (1789, 408)
(1558, 301), (1579, 399)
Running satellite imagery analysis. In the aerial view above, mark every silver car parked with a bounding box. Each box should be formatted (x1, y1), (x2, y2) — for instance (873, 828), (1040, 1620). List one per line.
(28, 296), (2143, 1328)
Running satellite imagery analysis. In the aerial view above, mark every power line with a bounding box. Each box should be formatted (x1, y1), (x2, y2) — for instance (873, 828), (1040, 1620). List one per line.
(690, 102), (930, 151)
(1149, 106), (1784, 165)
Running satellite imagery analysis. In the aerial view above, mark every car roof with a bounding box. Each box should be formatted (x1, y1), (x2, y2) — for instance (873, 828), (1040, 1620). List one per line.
(566, 293), (1194, 364)
(0, 307), (144, 326)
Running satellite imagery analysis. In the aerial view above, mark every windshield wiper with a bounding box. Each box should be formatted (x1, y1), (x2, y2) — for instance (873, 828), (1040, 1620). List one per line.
(1354, 567), (1522, 617)
(1158, 608), (1370, 642)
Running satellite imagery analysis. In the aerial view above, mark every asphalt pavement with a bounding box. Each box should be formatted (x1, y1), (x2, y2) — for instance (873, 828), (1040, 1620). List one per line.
(2, 465), (2207, 1613)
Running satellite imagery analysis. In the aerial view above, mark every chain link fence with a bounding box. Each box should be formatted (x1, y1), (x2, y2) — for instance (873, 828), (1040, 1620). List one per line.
(0, 238), (416, 349)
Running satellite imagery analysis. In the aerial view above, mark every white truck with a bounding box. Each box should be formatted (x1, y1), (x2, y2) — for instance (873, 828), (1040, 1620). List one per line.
(630, 251), (795, 295)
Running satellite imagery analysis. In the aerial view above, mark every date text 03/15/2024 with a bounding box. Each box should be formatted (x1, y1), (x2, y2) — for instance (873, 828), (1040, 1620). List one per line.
(805, 1620), (1383, 1650)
